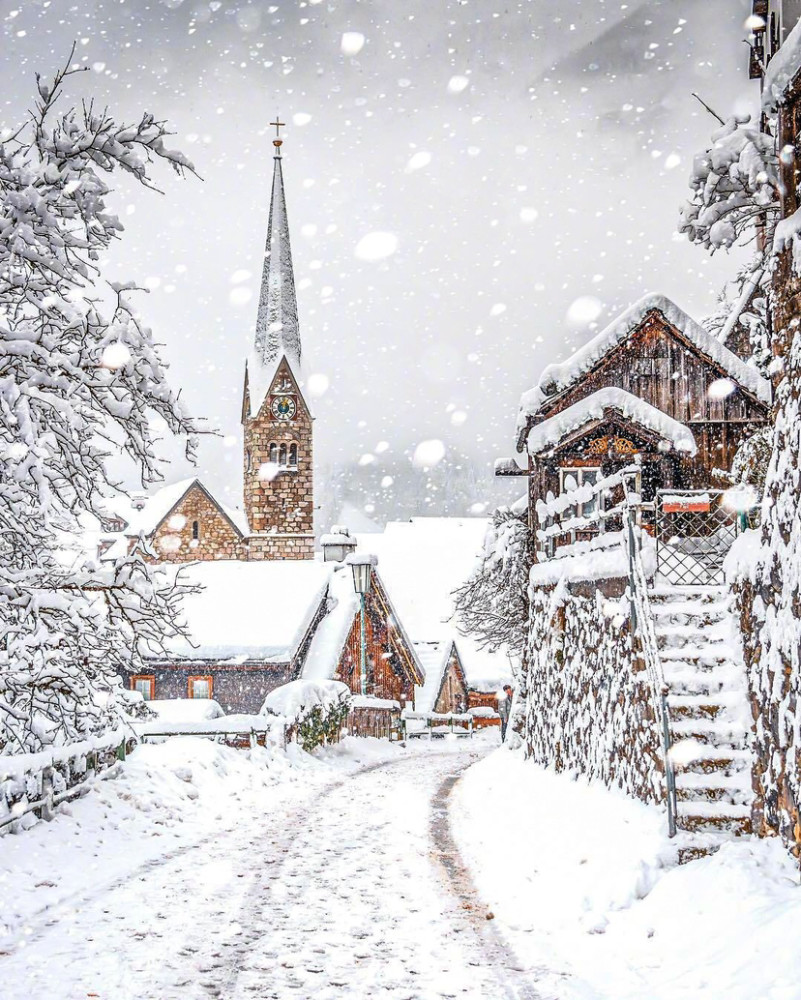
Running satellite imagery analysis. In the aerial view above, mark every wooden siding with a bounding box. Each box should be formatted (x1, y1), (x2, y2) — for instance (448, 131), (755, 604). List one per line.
(122, 662), (291, 714)
(433, 649), (469, 714)
(537, 312), (768, 473)
(335, 578), (420, 707)
(527, 311), (770, 520)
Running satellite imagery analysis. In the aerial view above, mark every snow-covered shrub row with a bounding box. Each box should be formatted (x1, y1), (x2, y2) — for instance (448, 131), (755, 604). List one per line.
(262, 680), (351, 753)
(523, 582), (663, 805)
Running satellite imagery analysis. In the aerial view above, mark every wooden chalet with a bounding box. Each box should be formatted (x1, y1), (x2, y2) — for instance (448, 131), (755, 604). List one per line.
(501, 294), (772, 542)
(302, 562), (424, 715)
(413, 640), (469, 715)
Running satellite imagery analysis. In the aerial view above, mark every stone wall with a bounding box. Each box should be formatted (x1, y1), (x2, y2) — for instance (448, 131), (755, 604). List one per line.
(140, 484), (245, 562)
(732, 240), (801, 855)
(246, 532), (315, 561)
(524, 580), (664, 804)
(242, 358), (314, 559)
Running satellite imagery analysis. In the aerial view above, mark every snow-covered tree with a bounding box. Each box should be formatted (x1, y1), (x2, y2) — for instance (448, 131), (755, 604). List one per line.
(703, 259), (772, 376)
(0, 52), (200, 754)
(453, 503), (531, 660)
(679, 114), (780, 255)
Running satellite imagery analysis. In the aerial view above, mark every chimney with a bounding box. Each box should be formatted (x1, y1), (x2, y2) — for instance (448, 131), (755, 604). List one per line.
(320, 524), (357, 562)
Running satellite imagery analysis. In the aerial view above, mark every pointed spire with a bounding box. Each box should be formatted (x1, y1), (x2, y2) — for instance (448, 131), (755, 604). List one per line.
(253, 121), (301, 370)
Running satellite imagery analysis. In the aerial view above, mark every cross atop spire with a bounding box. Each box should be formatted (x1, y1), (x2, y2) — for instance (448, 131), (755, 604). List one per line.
(252, 129), (301, 375)
(270, 117), (286, 154)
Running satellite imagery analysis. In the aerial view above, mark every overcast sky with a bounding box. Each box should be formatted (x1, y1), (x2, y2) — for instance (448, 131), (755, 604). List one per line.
(0, 0), (754, 515)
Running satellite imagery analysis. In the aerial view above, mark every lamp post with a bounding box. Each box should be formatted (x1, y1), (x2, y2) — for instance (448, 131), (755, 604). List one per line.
(348, 555), (376, 697)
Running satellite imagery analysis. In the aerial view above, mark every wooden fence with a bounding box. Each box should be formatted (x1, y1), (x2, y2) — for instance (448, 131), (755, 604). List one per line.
(0, 729), (135, 834)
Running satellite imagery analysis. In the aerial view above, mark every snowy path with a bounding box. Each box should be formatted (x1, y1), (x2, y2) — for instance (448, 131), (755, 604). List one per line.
(0, 742), (554, 1000)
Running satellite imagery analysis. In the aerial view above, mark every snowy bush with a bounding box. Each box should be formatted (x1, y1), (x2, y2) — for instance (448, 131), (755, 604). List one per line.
(0, 51), (199, 754)
(262, 680), (352, 753)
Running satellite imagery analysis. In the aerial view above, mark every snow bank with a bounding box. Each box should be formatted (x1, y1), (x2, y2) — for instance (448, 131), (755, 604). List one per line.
(454, 748), (801, 1000)
(0, 737), (321, 949)
(526, 387), (697, 456)
(146, 699), (225, 723)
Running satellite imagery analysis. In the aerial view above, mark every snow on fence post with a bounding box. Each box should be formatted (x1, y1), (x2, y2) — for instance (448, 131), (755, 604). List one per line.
(40, 766), (55, 823)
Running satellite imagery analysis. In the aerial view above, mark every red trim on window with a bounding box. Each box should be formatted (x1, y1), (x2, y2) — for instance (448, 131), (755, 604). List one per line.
(188, 675), (213, 699)
(131, 675), (155, 700)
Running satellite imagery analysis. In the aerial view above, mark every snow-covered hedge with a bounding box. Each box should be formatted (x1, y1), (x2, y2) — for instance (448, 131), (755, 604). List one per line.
(262, 680), (351, 753)
(524, 582), (663, 805)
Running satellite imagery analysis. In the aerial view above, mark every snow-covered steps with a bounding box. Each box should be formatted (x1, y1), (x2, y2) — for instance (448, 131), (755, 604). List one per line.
(648, 585), (754, 862)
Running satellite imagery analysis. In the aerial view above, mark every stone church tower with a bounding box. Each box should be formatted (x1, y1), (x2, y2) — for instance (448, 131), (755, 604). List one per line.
(241, 132), (314, 560)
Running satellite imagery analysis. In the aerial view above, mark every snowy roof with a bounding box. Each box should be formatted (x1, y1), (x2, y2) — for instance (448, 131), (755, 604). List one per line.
(354, 518), (515, 687)
(763, 17), (801, 110)
(526, 387), (698, 457)
(302, 565), (360, 681)
(246, 148), (304, 419)
(516, 294), (772, 442)
(254, 152), (301, 372)
(414, 640), (458, 713)
(160, 560), (331, 661)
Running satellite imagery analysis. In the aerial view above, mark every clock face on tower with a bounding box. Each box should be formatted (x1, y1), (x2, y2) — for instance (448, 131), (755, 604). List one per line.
(271, 395), (296, 421)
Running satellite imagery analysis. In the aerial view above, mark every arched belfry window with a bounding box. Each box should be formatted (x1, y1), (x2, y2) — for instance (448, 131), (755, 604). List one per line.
(288, 443), (298, 467)
(269, 442), (278, 463)
(279, 443), (288, 466)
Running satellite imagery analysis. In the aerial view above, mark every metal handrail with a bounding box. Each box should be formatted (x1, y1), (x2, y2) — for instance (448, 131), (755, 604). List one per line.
(622, 476), (677, 837)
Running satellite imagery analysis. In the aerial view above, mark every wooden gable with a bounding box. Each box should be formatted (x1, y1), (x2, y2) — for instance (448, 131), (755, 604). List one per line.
(538, 411), (671, 465)
(334, 572), (423, 705)
(432, 644), (469, 714)
(529, 310), (770, 485)
(540, 311), (768, 427)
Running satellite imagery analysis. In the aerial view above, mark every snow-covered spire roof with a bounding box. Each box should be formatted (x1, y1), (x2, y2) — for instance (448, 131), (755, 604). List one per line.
(253, 135), (301, 372)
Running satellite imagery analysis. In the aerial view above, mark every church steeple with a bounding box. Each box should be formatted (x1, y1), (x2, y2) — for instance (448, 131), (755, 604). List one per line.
(253, 121), (301, 370)
(242, 122), (314, 561)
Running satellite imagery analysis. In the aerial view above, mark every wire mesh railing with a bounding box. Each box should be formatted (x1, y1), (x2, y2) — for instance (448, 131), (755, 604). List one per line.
(654, 490), (748, 587)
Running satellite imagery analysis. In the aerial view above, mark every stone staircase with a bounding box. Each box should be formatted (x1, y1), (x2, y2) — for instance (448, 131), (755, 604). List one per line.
(649, 585), (753, 863)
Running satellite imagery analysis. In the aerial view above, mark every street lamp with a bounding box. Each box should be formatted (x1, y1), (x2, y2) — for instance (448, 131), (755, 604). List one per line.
(347, 554), (377, 697)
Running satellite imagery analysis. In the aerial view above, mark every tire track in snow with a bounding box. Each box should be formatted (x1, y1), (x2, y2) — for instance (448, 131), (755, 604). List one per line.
(430, 767), (559, 1000)
(217, 747), (559, 1000)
